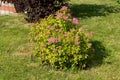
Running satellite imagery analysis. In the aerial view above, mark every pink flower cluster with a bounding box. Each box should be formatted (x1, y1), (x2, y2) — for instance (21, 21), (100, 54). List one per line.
(56, 6), (80, 25)
(61, 6), (68, 11)
(47, 37), (58, 43)
(88, 43), (92, 47)
(90, 31), (94, 35)
(56, 14), (79, 25)
(75, 42), (80, 45)
(56, 13), (63, 19)
(58, 46), (62, 49)
(63, 16), (68, 20)
(67, 13), (71, 16)
(31, 23), (34, 26)
(63, 13), (71, 20)
(58, 29), (62, 32)
(85, 33), (89, 37)
(72, 18), (79, 25)
(85, 31), (94, 37)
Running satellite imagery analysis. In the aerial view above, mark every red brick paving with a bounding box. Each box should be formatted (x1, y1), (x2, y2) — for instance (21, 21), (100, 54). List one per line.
(0, 5), (16, 13)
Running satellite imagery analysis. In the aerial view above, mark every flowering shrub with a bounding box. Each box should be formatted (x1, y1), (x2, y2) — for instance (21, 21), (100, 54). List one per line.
(30, 6), (94, 69)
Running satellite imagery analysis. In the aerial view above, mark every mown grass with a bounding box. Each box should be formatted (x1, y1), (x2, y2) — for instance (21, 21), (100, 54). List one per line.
(0, 0), (120, 80)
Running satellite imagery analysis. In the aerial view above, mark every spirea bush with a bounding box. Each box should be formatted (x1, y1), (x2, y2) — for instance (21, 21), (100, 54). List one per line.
(30, 6), (94, 69)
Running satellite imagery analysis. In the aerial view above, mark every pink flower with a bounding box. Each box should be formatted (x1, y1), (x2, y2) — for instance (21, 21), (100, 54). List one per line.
(31, 23), (34, 26)
(56, 13), (63, 19)
(47, 37), (58, 43)
(58, 29), (62, 32)
(67, 13), (71, 16)
(88, 43), (92, 47)
(58, 46), (62, 49)
(85, 33), (89, 37)
(90, 31), (94, 35)
(72, 18), (79, 25)
(75, 42), (80, 45)
(61, 6), (68, 11)
(63, 16), (68, 20)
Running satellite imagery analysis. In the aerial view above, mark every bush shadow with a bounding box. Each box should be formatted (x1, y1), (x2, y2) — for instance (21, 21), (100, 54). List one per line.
(87, 41), (109, 69)
(71, 4), (120, 18)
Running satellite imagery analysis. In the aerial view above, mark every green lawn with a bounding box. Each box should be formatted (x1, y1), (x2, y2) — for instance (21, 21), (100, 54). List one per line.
(0, 0), (120, 80)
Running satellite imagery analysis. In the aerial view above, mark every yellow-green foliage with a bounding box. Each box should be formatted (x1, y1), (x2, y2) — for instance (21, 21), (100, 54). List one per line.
(30, 6), (94, 69)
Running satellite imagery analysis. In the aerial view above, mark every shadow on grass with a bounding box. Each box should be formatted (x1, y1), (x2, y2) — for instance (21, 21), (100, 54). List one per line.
(71, 4), (120, 18)
(87, 41), (109, 69)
